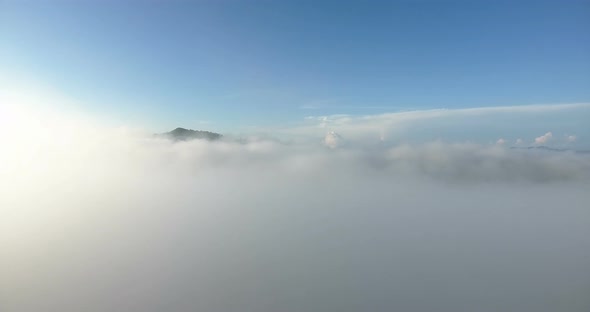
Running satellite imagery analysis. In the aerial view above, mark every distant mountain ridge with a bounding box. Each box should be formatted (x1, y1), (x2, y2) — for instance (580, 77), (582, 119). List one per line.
(510, 146), (590, 154)
(160, 127), (222, 141)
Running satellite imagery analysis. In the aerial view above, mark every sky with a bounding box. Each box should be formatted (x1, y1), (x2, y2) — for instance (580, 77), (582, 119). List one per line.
(1, 0), (589, 133)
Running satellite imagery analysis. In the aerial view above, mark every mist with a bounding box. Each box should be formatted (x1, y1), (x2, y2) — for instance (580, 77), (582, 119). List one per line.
(1, 120), (590, 312)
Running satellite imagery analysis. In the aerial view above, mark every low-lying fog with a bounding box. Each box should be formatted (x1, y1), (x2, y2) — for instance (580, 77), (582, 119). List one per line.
(2, 123), (590, 312)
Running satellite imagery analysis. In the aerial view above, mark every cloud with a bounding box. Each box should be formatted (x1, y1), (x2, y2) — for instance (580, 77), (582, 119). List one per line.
(284, 103), (590, 145)
(302, 103), (590, 128)
(2, 101), (590, 312)
(567, 135), (577, 143)
(515, 138), (523, 145)
(535, 132), (553, 145)
(324, 131), (342, 148)
(496, 138), (506, 145)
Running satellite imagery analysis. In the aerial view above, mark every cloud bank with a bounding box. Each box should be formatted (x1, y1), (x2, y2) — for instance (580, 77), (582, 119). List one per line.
(2, 110), (590, 312)
(290, 103), (590, 148)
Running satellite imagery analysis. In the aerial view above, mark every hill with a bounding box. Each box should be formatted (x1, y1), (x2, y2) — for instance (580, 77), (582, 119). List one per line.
(160, 127), (222, 141)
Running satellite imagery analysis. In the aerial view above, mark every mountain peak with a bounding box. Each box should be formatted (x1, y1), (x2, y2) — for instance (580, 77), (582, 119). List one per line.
(161, 127), (222, 141)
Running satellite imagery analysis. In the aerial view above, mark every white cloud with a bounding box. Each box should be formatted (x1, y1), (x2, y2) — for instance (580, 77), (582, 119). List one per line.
(2, 93), (590, 312)
(496, 138), (506, 145)
(515, 138), (523, 145)
(535, 132), (553, 145)
(324, 131), (342, 148)
(567, 135), (577, 143)
(283, 103), (590, 145)
(2, 125), (590, 312)
(304, 103), (590, 128)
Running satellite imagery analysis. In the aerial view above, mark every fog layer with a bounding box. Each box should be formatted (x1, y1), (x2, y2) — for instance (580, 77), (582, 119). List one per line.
(2, 127), (590, 312)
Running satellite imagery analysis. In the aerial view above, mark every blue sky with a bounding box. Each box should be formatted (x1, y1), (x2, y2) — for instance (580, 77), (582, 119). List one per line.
(1, 0), (589, 133)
